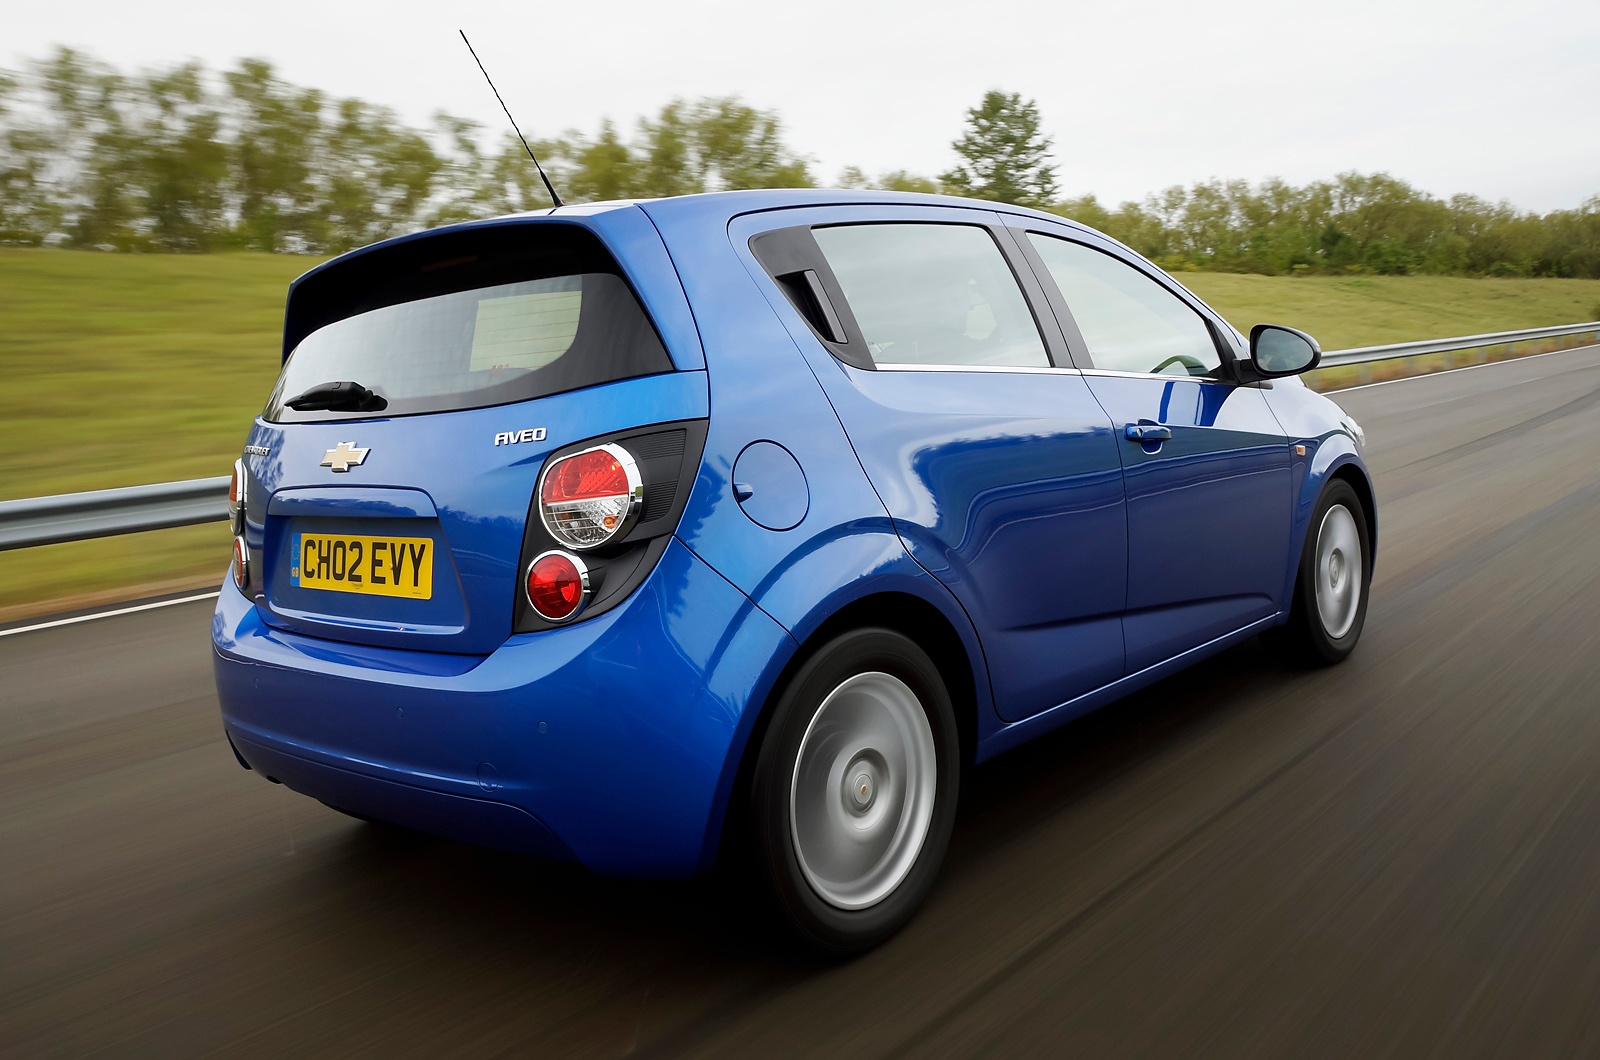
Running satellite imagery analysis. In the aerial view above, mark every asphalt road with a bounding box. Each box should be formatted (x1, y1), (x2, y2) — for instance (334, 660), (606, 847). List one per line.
(6, 346), (1600, 1058)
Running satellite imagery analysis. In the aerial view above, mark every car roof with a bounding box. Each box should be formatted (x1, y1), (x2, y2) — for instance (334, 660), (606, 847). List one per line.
(379, 188), (1092, 250)
(526, 187), (1089, 228)
(290, 189), (1100, 296)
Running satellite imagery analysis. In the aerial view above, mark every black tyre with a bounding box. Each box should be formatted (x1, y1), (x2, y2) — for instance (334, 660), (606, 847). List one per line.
(1270, 478), (1371, 665)
(750, 628), (960, 954)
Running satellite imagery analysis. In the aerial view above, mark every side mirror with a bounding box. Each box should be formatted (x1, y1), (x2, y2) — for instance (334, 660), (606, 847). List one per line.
(1246, 324), (1321, 378)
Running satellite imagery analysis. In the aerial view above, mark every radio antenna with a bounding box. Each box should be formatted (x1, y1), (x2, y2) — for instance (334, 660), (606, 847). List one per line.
(459, 30), (563, 208)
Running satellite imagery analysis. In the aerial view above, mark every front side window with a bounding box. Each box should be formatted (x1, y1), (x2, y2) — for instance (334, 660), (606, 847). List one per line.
(812, 224), (1050, 368)
(1027, 234), (1221, 377)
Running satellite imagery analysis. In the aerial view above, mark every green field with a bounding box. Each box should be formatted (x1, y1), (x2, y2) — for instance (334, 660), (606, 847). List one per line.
(1180, 273), (1600, 351)
(2, 248), (1597, 613)
(0, 248), (328, 502)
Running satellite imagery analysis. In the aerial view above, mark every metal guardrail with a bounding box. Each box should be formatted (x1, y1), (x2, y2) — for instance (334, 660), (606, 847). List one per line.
(1317, 320), (1599, 368)
(2, 322), (1598, 551)
(0, 476), (230, 551)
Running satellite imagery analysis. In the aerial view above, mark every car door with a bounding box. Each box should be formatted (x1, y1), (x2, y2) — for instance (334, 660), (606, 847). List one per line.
(1009, 222), (1293, 674)
(738, 206), (1127, 722)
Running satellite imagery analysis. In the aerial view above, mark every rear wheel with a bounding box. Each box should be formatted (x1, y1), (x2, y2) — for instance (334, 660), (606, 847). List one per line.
(750, 628), (959, 954)
(1270, 478), (1371, 665)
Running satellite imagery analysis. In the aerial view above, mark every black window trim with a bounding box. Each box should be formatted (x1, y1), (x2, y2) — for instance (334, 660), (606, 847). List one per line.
(750, 216), (1076, 373)
(749, 225), (874, 370)
(990, 224), (1082, 371)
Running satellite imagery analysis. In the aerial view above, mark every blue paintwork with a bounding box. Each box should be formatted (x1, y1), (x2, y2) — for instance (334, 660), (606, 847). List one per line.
(1257, 375), (1375, 599)
(242, 370), (708, 654)
(267, 486), (438, 519)
(217, 535), (796, 877)
(997, 217), (1295, 673)
(214, 189), (1374, 878)
(726, 205), (1128, 722)
(1070, 371), (1291, 672)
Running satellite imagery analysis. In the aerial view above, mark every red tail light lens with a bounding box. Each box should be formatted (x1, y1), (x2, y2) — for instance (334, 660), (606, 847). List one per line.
(525, 550), (591, 621)
(539, 443), (642, 549)
(232, 535), (248, 590)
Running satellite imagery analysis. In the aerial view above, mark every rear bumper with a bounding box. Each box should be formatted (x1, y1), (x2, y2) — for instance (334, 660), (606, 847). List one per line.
(214, 537), (795, 878)
(232, 734), (576, 860)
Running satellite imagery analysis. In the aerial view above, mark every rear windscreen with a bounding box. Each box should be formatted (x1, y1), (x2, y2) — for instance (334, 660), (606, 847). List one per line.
(265, 228), (673, 422)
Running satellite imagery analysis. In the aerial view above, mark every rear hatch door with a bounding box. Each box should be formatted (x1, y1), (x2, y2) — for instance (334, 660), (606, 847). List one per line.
(239, 210), (706, 654)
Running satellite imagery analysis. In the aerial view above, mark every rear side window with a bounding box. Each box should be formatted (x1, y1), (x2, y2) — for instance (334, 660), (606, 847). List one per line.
(812, 224), (1049, 368)
(1027, 233), (1220, 378)
(267, 227), (672, 422)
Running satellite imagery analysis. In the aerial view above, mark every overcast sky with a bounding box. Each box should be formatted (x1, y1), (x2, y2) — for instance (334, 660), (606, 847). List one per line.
(8, 0), (1599, 212)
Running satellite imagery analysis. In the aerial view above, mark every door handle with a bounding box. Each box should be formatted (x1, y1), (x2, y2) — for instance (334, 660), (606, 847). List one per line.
(1124, 424), (1172, 441)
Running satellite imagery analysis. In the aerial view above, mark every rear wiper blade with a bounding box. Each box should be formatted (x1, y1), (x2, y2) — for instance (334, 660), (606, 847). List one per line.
(283, 380), (387, 412)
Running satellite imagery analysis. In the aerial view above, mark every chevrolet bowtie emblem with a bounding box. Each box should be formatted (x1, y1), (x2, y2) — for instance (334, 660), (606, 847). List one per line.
(320, 441), (370, 472)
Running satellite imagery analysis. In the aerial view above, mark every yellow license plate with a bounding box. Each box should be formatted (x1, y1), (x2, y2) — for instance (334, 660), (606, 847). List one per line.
(291, 532), (433, 599)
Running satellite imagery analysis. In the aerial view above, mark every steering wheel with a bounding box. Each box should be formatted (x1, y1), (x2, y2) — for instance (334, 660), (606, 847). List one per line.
(1150, 354), (1208, 376)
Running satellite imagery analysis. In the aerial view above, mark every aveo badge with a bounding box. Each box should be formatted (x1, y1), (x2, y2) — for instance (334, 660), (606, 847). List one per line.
(494, 428), (547, 446)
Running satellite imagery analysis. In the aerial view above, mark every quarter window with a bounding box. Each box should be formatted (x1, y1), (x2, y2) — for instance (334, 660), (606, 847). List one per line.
(1027, 234), (1220, 377)
(813, 224), (1050, 369)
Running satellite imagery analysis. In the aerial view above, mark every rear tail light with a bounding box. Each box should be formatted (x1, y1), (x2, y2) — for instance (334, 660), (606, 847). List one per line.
(229, 457), (246, 535)
(229, 457), (248, 589)
(525, 550), (591, 621)
(538, 443), (642, 549)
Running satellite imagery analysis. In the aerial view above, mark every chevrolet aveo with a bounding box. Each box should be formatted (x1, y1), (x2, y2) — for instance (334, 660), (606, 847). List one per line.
(214, 189), (1373, 952)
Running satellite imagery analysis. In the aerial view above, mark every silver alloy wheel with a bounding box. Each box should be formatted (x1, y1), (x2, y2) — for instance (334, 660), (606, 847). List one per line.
(1315, 503), (1363, 639)
(790, 671), (938, 910)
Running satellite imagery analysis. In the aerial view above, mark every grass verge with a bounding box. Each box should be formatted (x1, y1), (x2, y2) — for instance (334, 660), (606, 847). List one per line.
(1180, 273), (1600, 350)
(0, 247), (326, 502)
(0, 522), (231, 617)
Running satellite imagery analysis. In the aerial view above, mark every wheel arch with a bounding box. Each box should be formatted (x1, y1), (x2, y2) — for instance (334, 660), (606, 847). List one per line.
(1328, 460), (1378, 567)
(1284, 441), (1376, 607)
(791, 592), (980, 767)
(707, 588), (984, 875)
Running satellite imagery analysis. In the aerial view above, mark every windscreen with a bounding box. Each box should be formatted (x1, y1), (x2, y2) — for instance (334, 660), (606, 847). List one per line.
(266, 233), (672, 422)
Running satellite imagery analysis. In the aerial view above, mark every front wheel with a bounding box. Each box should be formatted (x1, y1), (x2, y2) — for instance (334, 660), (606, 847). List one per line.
(1270, 478), (1371, 665)
(750, 629), (960, 954)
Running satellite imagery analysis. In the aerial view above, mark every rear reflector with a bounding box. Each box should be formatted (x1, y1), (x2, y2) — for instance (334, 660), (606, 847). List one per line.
(526, 550), (591, 621)
(539, 443), (642, 549)
(232, 536), (248, 590)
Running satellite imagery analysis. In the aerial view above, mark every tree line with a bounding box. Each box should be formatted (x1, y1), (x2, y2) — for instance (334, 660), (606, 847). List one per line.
(0, 48), (815, 255)
(2, 48), (1596, 278)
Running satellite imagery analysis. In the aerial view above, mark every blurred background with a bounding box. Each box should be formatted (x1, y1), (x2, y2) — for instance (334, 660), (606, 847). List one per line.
(3, 0), (1597, 615)
(3, 2), (1600, 1056)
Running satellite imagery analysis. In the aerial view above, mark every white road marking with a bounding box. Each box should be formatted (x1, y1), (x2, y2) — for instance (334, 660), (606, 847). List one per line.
(0, 591), (221, 638)
(1324, 343), (1600, 394)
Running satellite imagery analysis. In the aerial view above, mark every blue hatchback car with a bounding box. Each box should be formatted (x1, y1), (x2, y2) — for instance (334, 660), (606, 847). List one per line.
(214, 189), (1374, 951)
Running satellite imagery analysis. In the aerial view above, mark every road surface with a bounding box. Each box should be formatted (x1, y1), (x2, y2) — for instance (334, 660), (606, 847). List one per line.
(5, 346), (1600, 1057)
